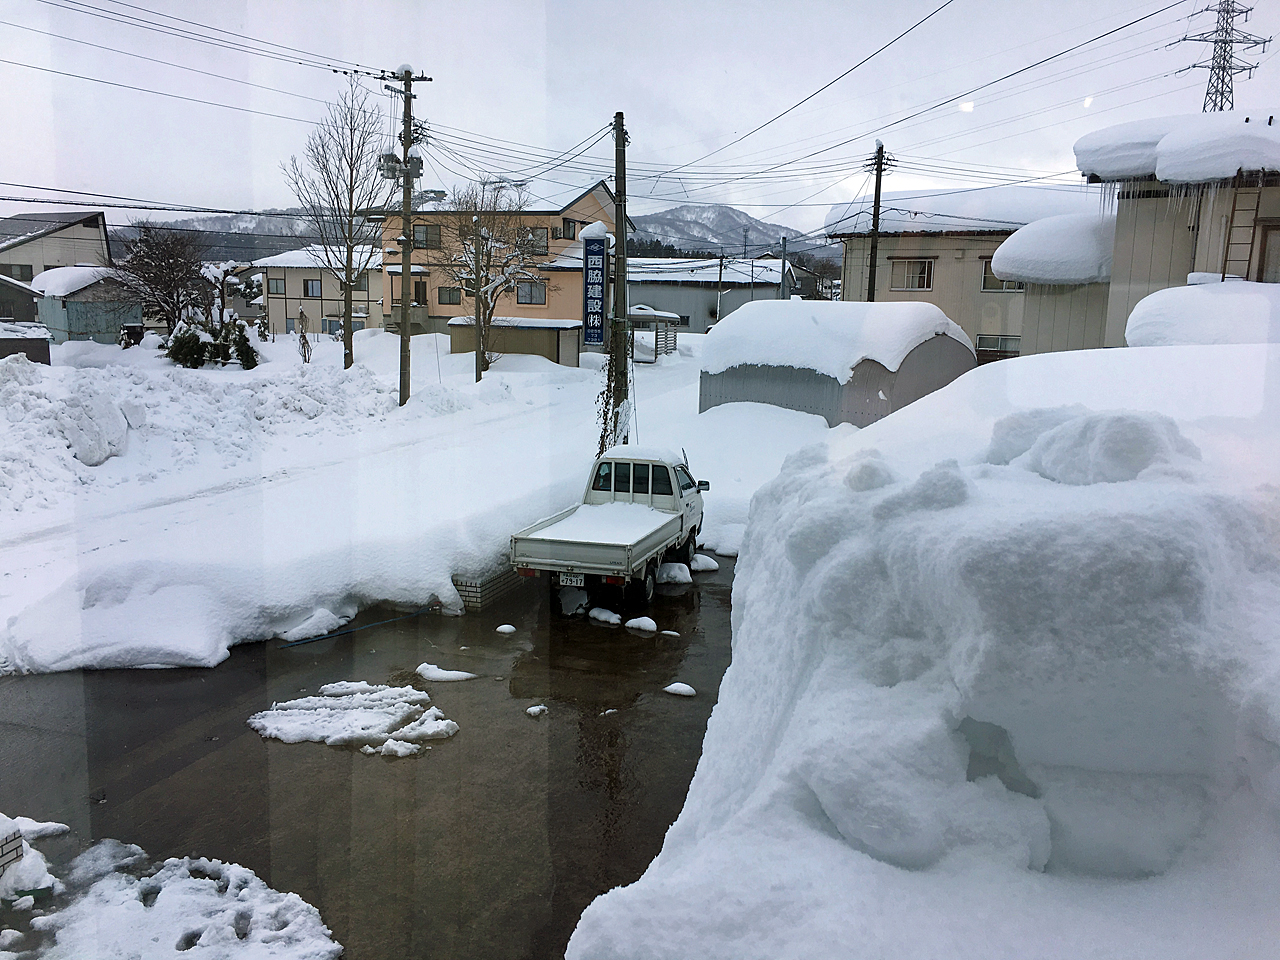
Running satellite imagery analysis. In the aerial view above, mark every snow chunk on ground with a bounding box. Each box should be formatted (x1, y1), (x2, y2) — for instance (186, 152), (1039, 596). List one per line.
(689, 554), (719, 572)
(568, 343), (1280, 959)
(625, 616), (657, 632)
(247, 681), (457, 749)
(12, 816), (69, 840)
(1076, 111), (1280, 183)
(0, 813), (60, 904)
(278, 607), (349, 643)
(376, 739), (420, 758)
(1127, 279), (1280, 347)
(991, 213), (1114, 285)
(589, 607), (621, 625)
(701, 300), (972, 383)
(658, 563), (692, 584)
(495, 623), (516, 634)
(416, 662), (478, 682)
(527, 704), (548, 718)
(31, 840), (342, 959)
(662, 682), (696, 697)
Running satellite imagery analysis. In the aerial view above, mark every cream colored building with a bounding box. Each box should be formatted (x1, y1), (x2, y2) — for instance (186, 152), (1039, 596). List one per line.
(826, 185), (1105, 362)
(251, 245), (383, 336)
(379, 180), (630, 336)
(0, 211), (112, 283)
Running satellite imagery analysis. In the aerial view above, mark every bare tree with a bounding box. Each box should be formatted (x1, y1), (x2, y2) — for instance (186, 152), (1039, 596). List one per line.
(435, 181), (547, 378)
(111, 222), (209, 334)
(283, 78), (393, 369)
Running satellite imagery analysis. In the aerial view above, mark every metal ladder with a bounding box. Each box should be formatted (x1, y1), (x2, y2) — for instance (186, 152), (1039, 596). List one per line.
(1222, 186), (1262, 280)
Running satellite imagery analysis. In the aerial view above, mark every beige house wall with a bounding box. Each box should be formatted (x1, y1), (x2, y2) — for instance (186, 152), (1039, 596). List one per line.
(0, 223), (111, 275)
(1102, 192), (1198, 347)
(1020, 282), (1110, 355)
(381, 183), (619, 331)
(447, 323), (580, 366)
(839, 232), (1023, 344)
(259, 263), (383, 335)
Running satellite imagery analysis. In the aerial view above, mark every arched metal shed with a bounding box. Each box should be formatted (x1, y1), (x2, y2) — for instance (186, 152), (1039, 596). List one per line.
(698, 300), (975, 428)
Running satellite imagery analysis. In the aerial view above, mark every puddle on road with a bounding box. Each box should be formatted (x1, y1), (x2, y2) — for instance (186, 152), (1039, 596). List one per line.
(0, 558), (735, 960)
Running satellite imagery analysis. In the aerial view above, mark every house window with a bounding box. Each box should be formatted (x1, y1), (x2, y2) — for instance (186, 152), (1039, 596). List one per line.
(413, 280), (428, 304)
(350, 273), (368, 292)
(561, 219), (577, 241)
(976, 334), (1021, 364)
(516, 280), (546, 305)
(438, 286), (462, 305)
(527, 227), (549, 256)
(1, 264), (33, 282)
(0, 300), (13, 318)
(413, 223), (441, 249)
(268, 277), (285, 295)
(303, 278), (322, 298)
(889, 259), (933, 291)
(982, 259), (1023, 292)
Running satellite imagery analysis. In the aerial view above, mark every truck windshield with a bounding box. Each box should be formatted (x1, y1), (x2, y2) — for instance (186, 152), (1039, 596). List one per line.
(615, 462), (631, 493)
(591, 462), (612, 491)
(675, 465), (696, 493)
(652, 465), (673, 496)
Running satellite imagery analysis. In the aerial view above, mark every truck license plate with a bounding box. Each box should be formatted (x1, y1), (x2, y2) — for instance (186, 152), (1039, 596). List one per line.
(559, 573), (584, 587)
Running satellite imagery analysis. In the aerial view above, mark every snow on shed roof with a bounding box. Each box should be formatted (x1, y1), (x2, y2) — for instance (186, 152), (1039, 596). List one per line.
(251, 245), (382, 269)
(600, 444), (684, 465)
(1075, 112), (1280, 183)
(0, 320), (51, 340)
(824, 184), (1103, 237)
(1126, 278), (1280, 347)
(627, 258), (791, 285)
(990, 213), (1115, 285)
(701, 299), (973, 384)
(446, 315), (582, 329)
(30, 265), (115, 297)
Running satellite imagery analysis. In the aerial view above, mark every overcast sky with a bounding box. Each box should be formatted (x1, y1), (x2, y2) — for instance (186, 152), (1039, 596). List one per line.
(3, 0), (1280, 238)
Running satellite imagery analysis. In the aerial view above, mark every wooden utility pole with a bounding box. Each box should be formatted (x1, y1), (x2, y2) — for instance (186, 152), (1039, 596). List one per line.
(397, 70), (415, 405)
(867, 140), (885, 303)
(715, 255), (724, 324)
(780, 235), (788, 300)
(609, 111), (629, 443)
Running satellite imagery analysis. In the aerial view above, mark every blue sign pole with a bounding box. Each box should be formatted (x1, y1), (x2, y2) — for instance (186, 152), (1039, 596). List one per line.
(582, 236), (607, 346)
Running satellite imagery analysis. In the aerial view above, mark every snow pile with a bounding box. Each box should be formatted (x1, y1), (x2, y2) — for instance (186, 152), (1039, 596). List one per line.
(662, 683), (696, 697)
(0, 812), (61, 905)
(416, 663), (477, 681)
(568, 343), (1280, 959)
(1126, 280), (1280, 347)
(657, 562), (692, 584)
(689, 554), (719, 572)
(29, 265), (114, 298)
(624, 616), (657, 632)
(701, 300), (973, 383)
(589, 607), (621, 625)
(1075, 112), (1280, 182)
(28, 839), (342, 959)
(526, 704), (548, 718)
(825, 183), (1102, 236)
(990, 213), (1114, 285)
(247, 680), (458, 749)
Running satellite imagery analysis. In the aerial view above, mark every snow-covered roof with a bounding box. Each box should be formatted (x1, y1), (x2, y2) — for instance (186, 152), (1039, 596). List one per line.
(251, 245), (382, 270)
(0, 211), (105, 253)
(991, 213), (1115, 285)
(701, 299), (973, 383)
(0, 273), (38, 297)
(1075, 112), (1280, 183)
(600, 444), (684, 465)
(30, 265), (115, 298)
(824, 184), (1104, 237)
(446, 316), (582, 329)
(627, 258), (791, 285)
(630, 304), (682, 321)
(1126, 279), (1280, 347)
(0, 320), (51, 339)
(383, 264), (428, 275)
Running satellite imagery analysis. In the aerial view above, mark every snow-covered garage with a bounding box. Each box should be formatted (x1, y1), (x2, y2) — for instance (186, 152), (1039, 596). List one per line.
(698, 300), (975, 428)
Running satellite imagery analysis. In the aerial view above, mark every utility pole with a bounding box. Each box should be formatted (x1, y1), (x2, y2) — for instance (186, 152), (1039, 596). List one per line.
(599, 111), (630, 454)
(742, 227), (749, 258)
(780, 235), (789, 300)
(383, 64), (431, 406)
(867, 140), (885, 302)
(715, 255), (724, 324)
(1181, 1), (1270, 112)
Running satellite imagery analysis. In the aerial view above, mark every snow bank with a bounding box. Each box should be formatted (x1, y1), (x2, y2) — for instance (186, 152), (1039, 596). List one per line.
(1075, 112), (1280, 182)
(990, 213), (1114, 285)
(701, 300), (972, 383)
(28, 839), (342, 959)
(1126, 280), (1280, 346)
(247, 680), (458, 749)
(416, 663), (477, 682)
(567, 343), (1280, 959)
(0, 813), (60, 905)
(825, 184), (1103, 236)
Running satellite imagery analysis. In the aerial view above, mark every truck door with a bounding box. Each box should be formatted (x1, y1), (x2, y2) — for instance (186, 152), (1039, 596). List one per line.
(673, 464), (701, 531)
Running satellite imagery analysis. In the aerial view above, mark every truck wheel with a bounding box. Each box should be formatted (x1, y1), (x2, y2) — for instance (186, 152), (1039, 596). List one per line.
(680, 531), (696, 566)
(626, 564), (656, 610)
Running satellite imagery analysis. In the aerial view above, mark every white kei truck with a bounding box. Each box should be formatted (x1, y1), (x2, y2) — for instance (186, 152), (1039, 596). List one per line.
(510, 446), (709, 608)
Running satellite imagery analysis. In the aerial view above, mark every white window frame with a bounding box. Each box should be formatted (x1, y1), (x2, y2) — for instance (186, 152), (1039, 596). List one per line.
(889, 258), (934, 291)
(981, 259), (1024, 292)
(516, 280), (546, 305)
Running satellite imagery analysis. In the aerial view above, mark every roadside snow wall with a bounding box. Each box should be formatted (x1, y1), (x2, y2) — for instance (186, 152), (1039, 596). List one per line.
(568, 343), (1280, 960)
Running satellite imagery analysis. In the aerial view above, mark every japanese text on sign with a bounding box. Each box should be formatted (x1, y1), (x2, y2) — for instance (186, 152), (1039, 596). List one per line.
(582, 236), (607, 345)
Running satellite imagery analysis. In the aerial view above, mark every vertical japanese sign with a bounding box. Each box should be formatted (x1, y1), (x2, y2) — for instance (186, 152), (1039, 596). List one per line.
(582, 236), (607, 345)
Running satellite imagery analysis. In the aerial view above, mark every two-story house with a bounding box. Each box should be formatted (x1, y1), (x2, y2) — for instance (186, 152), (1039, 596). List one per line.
(0, 211), (112, 284)
(251, 245), (384, 336)
(379, 180), (632, 335)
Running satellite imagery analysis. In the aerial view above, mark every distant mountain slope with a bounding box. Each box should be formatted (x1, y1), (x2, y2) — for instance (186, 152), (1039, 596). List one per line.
(631, 204), (838, 261)
(112, 210), (313, 263)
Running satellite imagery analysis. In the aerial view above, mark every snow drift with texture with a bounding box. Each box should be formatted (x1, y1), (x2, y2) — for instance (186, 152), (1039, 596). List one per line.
(701, 299), (972, 383)
(1075, 111), (1280, 182)
(1126, 279), (1280, 347)
(991, 213), (1114, 284)
(247, 680), (458, 749)
(567, 342), (1280, 959)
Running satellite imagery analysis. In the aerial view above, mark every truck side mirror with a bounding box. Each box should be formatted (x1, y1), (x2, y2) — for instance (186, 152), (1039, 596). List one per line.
(697, 480), (710, 492)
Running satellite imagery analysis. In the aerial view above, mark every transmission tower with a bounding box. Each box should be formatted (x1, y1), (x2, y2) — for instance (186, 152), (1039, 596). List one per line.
(1181, 1), (1271, 112)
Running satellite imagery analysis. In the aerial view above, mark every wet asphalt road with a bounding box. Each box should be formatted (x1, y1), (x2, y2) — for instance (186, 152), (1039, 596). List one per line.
(0, 558), (735, 959)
